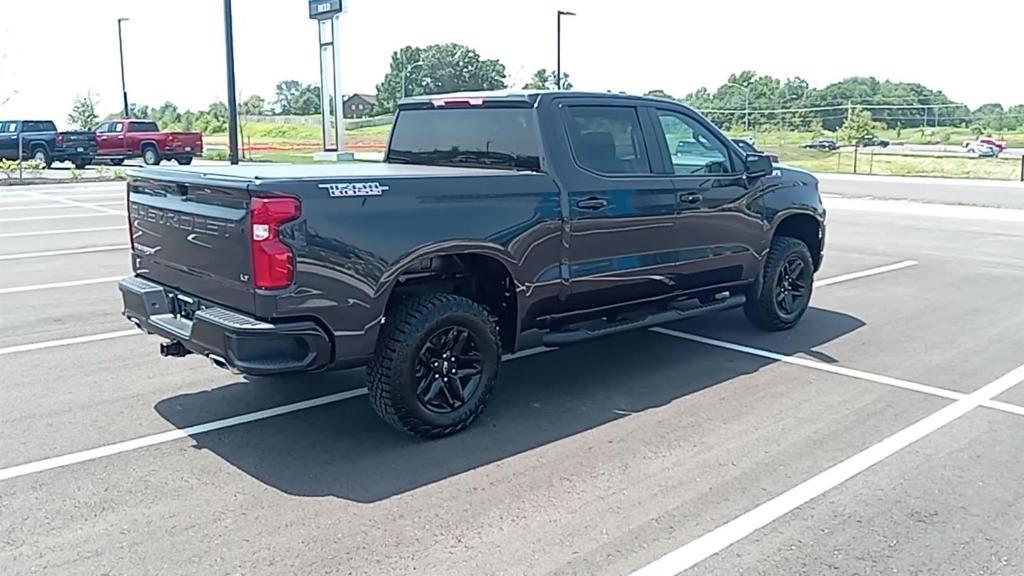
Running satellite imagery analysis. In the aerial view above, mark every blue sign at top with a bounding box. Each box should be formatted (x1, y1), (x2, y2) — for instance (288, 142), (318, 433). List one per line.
(309, 0), (344, 19)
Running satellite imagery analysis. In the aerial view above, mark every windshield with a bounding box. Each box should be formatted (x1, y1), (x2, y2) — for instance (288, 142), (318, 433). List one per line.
(387, 107), (541, 171)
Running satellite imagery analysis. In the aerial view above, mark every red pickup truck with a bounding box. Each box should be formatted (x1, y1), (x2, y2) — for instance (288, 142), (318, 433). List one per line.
(95, 119), (203, 166)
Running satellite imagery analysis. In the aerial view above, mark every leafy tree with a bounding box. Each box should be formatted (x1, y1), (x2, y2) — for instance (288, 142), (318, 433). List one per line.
(153, 102), (181, 129)
(274, 80), (303, 114)
(644, 89), (674, 100)
(375, 43), (507, 113)
(292, 85), (321, 115)
(838, 108), (884, 146)
(240, 95), (267, 115)
(129, 103), (152, 120)
(521, 68), (572, 90)
(970, 124), (984, 137)
(67, 92), (99, 130)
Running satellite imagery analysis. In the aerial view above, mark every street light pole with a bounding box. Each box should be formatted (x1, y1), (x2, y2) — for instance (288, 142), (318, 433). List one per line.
(556, 10), (575, 90)
(726, 82), (751, 133)
(400, 54), (424, 99)
(223, 0), (239, 165)
(117, 18), (130, 118)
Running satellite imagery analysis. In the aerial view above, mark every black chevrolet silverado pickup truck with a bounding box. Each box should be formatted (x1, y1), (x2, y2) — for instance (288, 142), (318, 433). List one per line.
(119, 90), (825, 438)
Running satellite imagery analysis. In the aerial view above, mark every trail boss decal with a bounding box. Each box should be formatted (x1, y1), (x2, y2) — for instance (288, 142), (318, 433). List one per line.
(318, 182), (389, 197)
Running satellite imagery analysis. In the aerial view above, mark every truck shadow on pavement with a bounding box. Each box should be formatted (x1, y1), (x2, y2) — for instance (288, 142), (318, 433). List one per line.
(154, 306), (863, 503)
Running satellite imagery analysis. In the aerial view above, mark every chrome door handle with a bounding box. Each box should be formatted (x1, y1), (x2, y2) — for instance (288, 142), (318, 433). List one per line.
(680, 192), (703, 204)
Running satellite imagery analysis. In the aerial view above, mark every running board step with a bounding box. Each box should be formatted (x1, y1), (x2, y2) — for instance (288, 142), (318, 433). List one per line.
(542, 294), (746, 347)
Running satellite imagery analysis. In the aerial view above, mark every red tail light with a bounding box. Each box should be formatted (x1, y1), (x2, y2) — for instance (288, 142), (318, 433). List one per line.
(250, 197), (300, 290)
(56, 134), (64, 146)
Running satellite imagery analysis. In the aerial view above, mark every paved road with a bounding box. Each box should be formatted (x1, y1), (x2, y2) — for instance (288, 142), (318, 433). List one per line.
(2, 180), (1024, 575)
(819, 173), (1024, 210)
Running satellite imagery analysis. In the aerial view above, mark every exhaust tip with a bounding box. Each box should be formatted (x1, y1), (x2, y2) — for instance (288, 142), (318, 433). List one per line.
(207, 354), (241, 374)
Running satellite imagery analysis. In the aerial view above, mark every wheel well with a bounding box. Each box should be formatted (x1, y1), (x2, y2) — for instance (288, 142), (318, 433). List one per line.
(388, 254), (518, 353)
(141, 142), (158, 153)
(773, 214), (822, 268)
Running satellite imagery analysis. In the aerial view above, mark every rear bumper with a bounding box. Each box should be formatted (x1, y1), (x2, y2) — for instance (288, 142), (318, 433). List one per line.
(54, 146), (97, 160)
(119, 276), (332, 375)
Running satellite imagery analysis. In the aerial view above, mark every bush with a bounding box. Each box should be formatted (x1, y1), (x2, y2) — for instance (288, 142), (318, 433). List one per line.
(0, 159), (19, 179)
(204, 149), (229, 161)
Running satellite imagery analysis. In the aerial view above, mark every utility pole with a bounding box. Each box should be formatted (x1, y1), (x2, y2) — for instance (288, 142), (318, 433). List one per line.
(117, 18), (130, 118)
(223, 0), (239, 164)
(556, 10), (575, 90)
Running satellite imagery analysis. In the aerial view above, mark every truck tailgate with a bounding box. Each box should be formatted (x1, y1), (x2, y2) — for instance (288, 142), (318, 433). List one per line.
(128, 172), (254, 314)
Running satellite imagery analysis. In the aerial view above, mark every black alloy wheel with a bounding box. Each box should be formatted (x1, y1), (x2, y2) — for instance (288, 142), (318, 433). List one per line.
(775, 255), (810, 319)
(415, 326), (483, 414)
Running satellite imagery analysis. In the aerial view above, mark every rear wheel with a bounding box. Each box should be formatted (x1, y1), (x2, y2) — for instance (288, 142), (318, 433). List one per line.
(31, 147), (52, 169)
(367, 293), (500, 439)
(745, 237), (814, 331)
(142, 146), (160, 166)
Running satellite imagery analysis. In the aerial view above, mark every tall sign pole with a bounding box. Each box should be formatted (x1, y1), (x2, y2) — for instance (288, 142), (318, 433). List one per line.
(224, 0), (239, 164)
(117, 18), (130, 118)
(309, 0), (352, 161)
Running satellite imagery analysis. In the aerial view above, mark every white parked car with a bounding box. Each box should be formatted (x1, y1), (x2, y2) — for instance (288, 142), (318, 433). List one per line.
(964, 142), (1000, 157)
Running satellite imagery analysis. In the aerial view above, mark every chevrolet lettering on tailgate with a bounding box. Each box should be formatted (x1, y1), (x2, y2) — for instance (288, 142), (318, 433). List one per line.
(131, 203), (236, 238)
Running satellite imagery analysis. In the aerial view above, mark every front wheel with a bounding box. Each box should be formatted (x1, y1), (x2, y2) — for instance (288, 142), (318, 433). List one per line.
(367, 293), (500, 439)
(176, 156), (193, 166)
(73, 158), (91, 170)
(745, 237), (814, 331)
(108, 158), (125, 166)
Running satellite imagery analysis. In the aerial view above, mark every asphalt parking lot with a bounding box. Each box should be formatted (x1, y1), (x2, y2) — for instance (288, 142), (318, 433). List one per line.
(2, 179), (1024, 575)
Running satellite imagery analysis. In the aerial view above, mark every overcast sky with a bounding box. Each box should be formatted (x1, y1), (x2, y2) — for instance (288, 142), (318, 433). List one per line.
(2, 0), (1022, 128)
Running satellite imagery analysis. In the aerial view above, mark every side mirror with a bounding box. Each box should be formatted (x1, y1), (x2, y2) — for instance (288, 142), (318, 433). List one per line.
(745, 152), (773, 178)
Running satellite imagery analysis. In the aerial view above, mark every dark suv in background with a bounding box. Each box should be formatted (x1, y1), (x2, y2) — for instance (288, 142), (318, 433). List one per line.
(0, 120), (97, 168)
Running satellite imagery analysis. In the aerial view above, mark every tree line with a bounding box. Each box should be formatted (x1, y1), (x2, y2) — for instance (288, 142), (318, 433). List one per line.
(66, 44), (1022, 138)
(649, 71), (1024, 134)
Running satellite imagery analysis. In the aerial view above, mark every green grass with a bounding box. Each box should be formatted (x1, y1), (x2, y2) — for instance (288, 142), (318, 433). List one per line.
(216, 122), (1023, 180)
(769, 146), (1024, 181)
(207, 123), (393, 148)
(729, 128), (1024, 148)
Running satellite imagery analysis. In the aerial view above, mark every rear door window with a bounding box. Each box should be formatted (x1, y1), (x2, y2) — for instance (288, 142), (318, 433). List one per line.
(388, 107), (540, 171)
(1, 122), (17, 133)
(564, 106), (651, 175)
(129, 122), (159, 132)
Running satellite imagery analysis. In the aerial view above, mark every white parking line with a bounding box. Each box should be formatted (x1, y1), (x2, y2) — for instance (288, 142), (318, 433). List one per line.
(26, 190), (123, 215)
(0, 225), (127, 238)
(0, 344), (557, 482)
(0, 245), (128, 260)
(0, 330), (139, 356)
(0, 388), (370, 482)
(0, 276), (124, 295)
(628, 361), (1024, 576)
(815, 260), (918, 287)
(0, 201), (124, 211)
(0, 212), (123, 223)
(649, 328), (1019, 417)
(0, 203), (68, 211)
